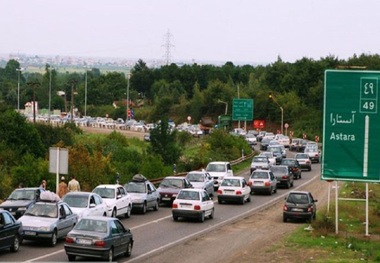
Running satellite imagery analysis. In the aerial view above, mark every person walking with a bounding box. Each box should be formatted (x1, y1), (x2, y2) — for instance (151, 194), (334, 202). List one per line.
(58, 176), (68, 198)
(68, 176), (81, 192)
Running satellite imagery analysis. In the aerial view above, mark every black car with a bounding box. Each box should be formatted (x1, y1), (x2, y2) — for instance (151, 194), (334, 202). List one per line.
(283, 191), (317, 222)
(260, 137), (271, 151)
(0, 187), (41, 219)
(281, 158), (302, 179)
(0, 210), (23, 253)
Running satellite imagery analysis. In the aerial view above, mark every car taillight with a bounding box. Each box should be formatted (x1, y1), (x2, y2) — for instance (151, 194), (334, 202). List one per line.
(282, 175), (288, 179)
(236, 190), (242, 195)
(308, 206), (313, 212)
(248, 181), (252, 186)
(65, 237), (74, 243)
(264, 182), (270, 186)
(94, 240), (105, 247)
(172, 203), (178, 208)
(283, 205), (288, 211)
(217, 190), (222, 194)
(194, 205), (201, 210)
(306, 160), (310, 164)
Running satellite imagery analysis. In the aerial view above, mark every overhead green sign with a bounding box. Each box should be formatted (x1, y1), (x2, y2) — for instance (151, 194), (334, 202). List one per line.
(232, 98), (253, 121)
(322, 70), (380, 183)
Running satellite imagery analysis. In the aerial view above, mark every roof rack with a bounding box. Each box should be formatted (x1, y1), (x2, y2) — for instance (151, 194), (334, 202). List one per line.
(132, 174), (147, 182)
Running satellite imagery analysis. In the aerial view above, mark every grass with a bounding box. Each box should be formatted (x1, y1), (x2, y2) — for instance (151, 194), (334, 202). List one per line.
(280, 182), (380, 262)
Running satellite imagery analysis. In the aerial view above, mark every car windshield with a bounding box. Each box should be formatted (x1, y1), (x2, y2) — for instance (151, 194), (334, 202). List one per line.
(253, 157), (267, 163)
(63, 195), (88, 208)
(125, 182), (146, 193)
(206, 164), (226, 172)
(8, 190), (35, 200)
(93, 188), (115, 199)
(221, 179), (241, 187)
(160, 179), (183, 188)
(177, 191), (200, 200)
(296, 154), (309, 159)
(268, 147), (281, 153)
(282, 159), (295, 165)
(74, 218), (108, 233)
(287, 193), (309, 204)
(271, 166), (288, 173)
(24, 203), (57, 218)
(186, 173), (205, 182)
(251, 172), (269, 179)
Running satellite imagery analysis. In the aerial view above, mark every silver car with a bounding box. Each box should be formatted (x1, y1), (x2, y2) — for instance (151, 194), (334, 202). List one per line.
(124, 175), (160, 214)
(250, 156), (271, 173)
(185, 170), (214, 197)
(18, 192), (78, 246)
(63, 192), (109, 219)
(248, 169), (277, 195)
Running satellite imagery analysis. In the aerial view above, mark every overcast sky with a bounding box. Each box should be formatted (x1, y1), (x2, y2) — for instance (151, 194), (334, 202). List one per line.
(1, 0), (379, 64)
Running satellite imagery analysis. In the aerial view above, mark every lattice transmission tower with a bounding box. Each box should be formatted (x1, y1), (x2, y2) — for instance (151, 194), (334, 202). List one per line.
(162, 29), (174, 65)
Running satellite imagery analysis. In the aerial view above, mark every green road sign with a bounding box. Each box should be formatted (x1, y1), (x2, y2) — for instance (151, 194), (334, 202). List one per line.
(322, 70), (380, 182)
(232, 98), (253, 121)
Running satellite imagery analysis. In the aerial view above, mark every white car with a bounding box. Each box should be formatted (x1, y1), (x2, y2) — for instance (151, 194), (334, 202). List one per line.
(259, 152), (276, 166)
(245, 134), (257, 145)
(172, 189), (214, 222)
(250, 156), (271, 173)
(62, 192), (109, 219)
(205, 161), (234, 190)
(248, 169), (277, 195)
(217, 176), (251, 204)
(92, 184), (132, 218)
(275, 134), (290, 148)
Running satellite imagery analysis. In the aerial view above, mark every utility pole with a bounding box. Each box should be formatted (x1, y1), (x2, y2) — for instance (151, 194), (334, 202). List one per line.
(162, 29), (174, 65)
(27, 81), (40, 123)
(70, 80), (76, 123)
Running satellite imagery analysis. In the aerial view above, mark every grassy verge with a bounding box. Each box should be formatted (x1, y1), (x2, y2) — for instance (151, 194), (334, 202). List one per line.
(280, 182), (380, 262)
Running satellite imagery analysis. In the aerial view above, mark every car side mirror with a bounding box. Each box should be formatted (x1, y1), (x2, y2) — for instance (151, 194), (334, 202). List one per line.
(89, 203), (96, 208)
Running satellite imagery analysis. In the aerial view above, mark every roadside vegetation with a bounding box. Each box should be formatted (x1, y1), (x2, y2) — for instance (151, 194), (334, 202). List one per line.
(271, 182), (380, 262)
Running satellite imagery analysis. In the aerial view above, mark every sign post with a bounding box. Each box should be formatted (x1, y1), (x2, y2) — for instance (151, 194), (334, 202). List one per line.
(49, 147), (69, 194)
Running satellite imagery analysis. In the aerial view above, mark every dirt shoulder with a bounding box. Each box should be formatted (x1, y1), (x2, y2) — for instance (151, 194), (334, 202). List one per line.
(145, 175), (328, 263)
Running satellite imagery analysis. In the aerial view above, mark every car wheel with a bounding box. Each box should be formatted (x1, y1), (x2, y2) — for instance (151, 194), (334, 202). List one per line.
(153, 200), (159, 211)
(247, 194), (251, 202)
(250, 191), (254, 195)
(111, 208), (117, 218)
(218, 197), (223, 204)
(125, 242), (133, 257)
(173, 215), (179, 221)
(299, 173), (302, 179)
(283, 216), (287, 223)
(141, 203), (147, 214)
(50, 230), (57, 247)
(309, 167), (312, 171)
(199, 212), (205, 222)
(10, 235), (20, 252)
(274, 187), (277, 193)
(240, 196), (245, 205)
(286, 181), (291, 189)
(268, 187), (273, 195)
(209, 208), (214, 219)
(105, 248), (113, 262)
(125, 206), (131, 218)
(68, 255), (76, 261)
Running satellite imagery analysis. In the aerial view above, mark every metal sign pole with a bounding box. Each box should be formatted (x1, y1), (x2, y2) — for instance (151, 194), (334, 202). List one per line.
(335, 181), (339, 234)
(56, 148), (60, 194)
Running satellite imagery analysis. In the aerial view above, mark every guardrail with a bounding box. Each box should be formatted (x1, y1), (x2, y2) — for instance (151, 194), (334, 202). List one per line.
(150, 151), (256, 185)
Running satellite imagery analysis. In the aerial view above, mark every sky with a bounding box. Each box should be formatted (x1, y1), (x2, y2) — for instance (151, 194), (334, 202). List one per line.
(1, 0), (380, 65)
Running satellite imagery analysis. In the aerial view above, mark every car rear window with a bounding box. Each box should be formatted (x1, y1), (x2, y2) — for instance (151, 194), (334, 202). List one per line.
(251, 172), (269, 179)
(287, 193), (309, 204)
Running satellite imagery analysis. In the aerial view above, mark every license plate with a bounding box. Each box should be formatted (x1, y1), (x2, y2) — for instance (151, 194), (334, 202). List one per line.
(180, 204), (192, 208)
(24, 231), (36, 236)
(292, 208), (303, 212)
(254, 181), (264, 185)
(162, 197), (171, 201)
(76, 238), (92, 245)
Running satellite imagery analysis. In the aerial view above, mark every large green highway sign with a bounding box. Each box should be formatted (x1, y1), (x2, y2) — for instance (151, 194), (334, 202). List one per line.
(232, 99), (253, 121)
(322, 70), (380, 182)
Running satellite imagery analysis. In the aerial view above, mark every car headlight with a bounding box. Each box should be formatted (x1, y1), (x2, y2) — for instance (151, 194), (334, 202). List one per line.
(133, 198), (144, 204)
(38, 226), (52, 231)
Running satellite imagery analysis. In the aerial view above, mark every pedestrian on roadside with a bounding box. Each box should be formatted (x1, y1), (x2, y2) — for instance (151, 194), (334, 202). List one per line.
(39, 180), (47, 192)
(58, 176), (68, 198)
(68, 176), (81, 192)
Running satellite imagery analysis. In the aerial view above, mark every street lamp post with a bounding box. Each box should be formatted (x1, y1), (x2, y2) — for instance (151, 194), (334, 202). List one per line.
(126, 72), (131, 120)
(16, 68), (23, 111)
(27, 81), (40, 123)
(48, 67), (54, 122)
(269, 92), (284, 134)
(70, 80), (76, 123)
(217, 99), (228, 115)
(84, 70), (88, 117)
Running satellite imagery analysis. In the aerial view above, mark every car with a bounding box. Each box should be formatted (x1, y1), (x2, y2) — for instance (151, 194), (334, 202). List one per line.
(281, 158), (302, 179)
(205, 161), (234, 190)
(92, 184), (132, 218)
(304, 145), (320, 163)
(64, 216), (133, 261)
(245, 133), (257, 145)
(270, 165), (294, 189)
(248, 169), (277, 195)
(217, 176), (251, 204)
(62, 192), (109, 219)
(172, 189), (214, 222)
(143, 133), (150, 142)
(258, 152), (276, 166)
(260, 137), (271, 151)
(185, 170), (214, 197)
(124, 174), (160, 214)
(250, 156), (271, 173)
(18, 191), (78, 246)
(267, 145), (284, 164)
(157, 176), (193, 205)
(256, 131), (267, 142)
(295, 153), (312, 171)
(264, 132), (275, 140)
(0, 210), (23, 253)
(289, 138), (302, 151)
(0, 187), (41, 219)
(275, 134), (290, 148)
(283, 191), (317, 223)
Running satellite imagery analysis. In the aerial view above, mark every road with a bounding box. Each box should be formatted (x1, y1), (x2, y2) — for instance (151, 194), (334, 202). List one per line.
(3, 144), (322, 263)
